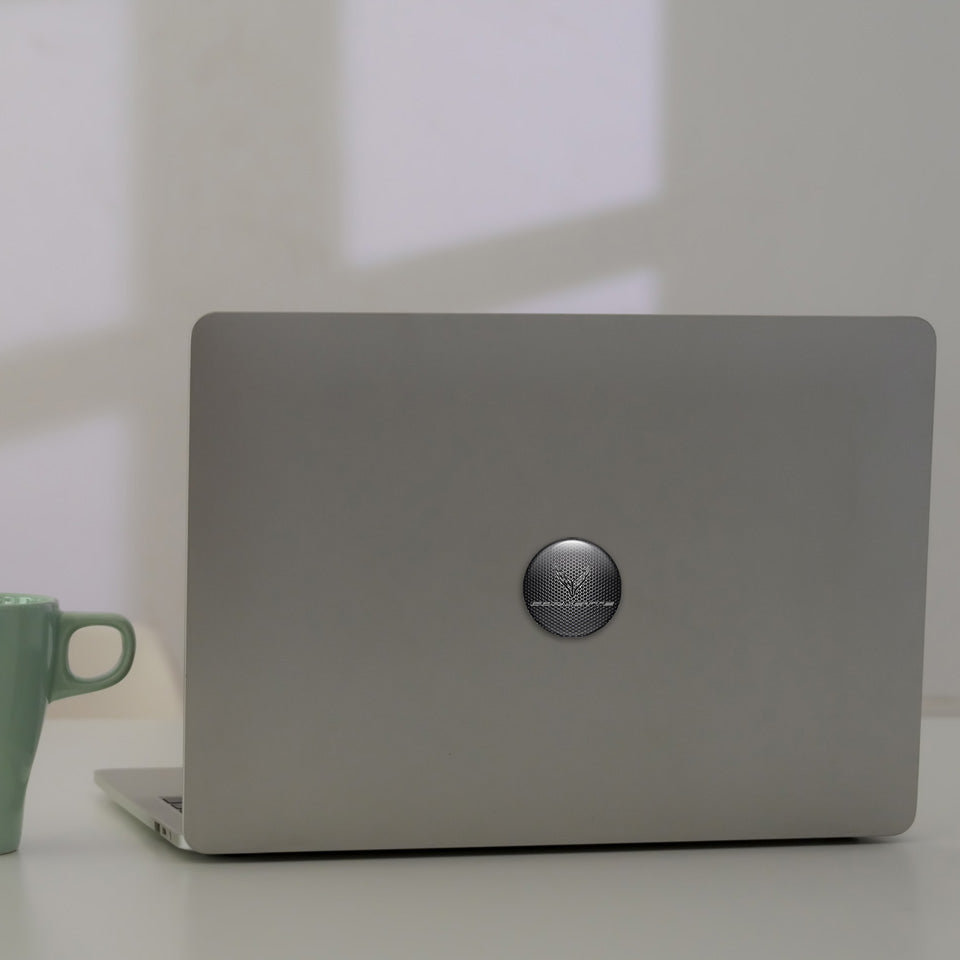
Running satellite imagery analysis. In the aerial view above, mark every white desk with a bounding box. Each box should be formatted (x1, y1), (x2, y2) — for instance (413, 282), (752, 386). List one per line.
(3, 718), (959, 960)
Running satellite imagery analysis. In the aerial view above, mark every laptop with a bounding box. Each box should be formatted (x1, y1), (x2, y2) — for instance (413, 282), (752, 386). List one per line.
(97, 313), (936, 854)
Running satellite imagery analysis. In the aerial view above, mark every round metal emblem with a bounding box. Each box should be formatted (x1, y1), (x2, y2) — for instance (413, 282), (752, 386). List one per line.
(522, 539), (621, 638)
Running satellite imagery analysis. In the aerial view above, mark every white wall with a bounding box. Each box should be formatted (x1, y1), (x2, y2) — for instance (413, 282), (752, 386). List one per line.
(1, 1), (957, 707)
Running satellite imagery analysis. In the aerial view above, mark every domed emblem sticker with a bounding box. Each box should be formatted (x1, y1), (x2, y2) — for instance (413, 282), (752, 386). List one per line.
(523, 539), (621, 638)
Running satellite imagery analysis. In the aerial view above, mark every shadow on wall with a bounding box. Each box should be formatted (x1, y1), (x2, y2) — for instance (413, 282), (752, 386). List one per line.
(0, 0), (665, 716)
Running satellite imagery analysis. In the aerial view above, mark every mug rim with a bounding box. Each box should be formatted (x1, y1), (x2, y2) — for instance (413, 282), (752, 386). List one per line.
(0, 593), (57, 607)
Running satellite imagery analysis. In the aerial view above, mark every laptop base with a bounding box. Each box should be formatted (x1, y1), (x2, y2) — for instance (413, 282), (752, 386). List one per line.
(96, 768), (191, 850)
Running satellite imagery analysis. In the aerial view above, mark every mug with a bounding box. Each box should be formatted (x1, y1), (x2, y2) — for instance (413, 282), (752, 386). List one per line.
(0, 594), (135, 853)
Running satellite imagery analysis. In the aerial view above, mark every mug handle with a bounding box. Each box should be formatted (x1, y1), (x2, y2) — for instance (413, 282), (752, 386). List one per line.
(48, 613), (136, 702)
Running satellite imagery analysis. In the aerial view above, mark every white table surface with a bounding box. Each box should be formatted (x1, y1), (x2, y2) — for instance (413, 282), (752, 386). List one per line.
(3, 718), (959, 960)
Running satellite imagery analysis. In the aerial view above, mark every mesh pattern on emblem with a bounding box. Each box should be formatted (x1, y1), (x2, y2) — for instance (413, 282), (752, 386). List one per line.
(522, 540), (621, 638)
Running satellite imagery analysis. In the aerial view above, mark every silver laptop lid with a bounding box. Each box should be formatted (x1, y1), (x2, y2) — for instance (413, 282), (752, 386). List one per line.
(184, 314), (935, 854)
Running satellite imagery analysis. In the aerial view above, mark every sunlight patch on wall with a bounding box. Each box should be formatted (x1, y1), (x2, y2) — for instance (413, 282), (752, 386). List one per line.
(342, 0), (663, 265)
(502, 269), (660, 314)
(0, 415), (130, 611)
(0, 1), (131, 353)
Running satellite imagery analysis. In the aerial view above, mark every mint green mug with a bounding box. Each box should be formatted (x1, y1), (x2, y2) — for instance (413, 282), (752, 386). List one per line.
(0, 594), (136, 853)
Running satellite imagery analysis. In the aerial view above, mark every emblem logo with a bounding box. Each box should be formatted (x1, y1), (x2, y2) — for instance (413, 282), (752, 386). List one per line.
(554, 563), (591, 600)
(523, 539), (621, 638)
